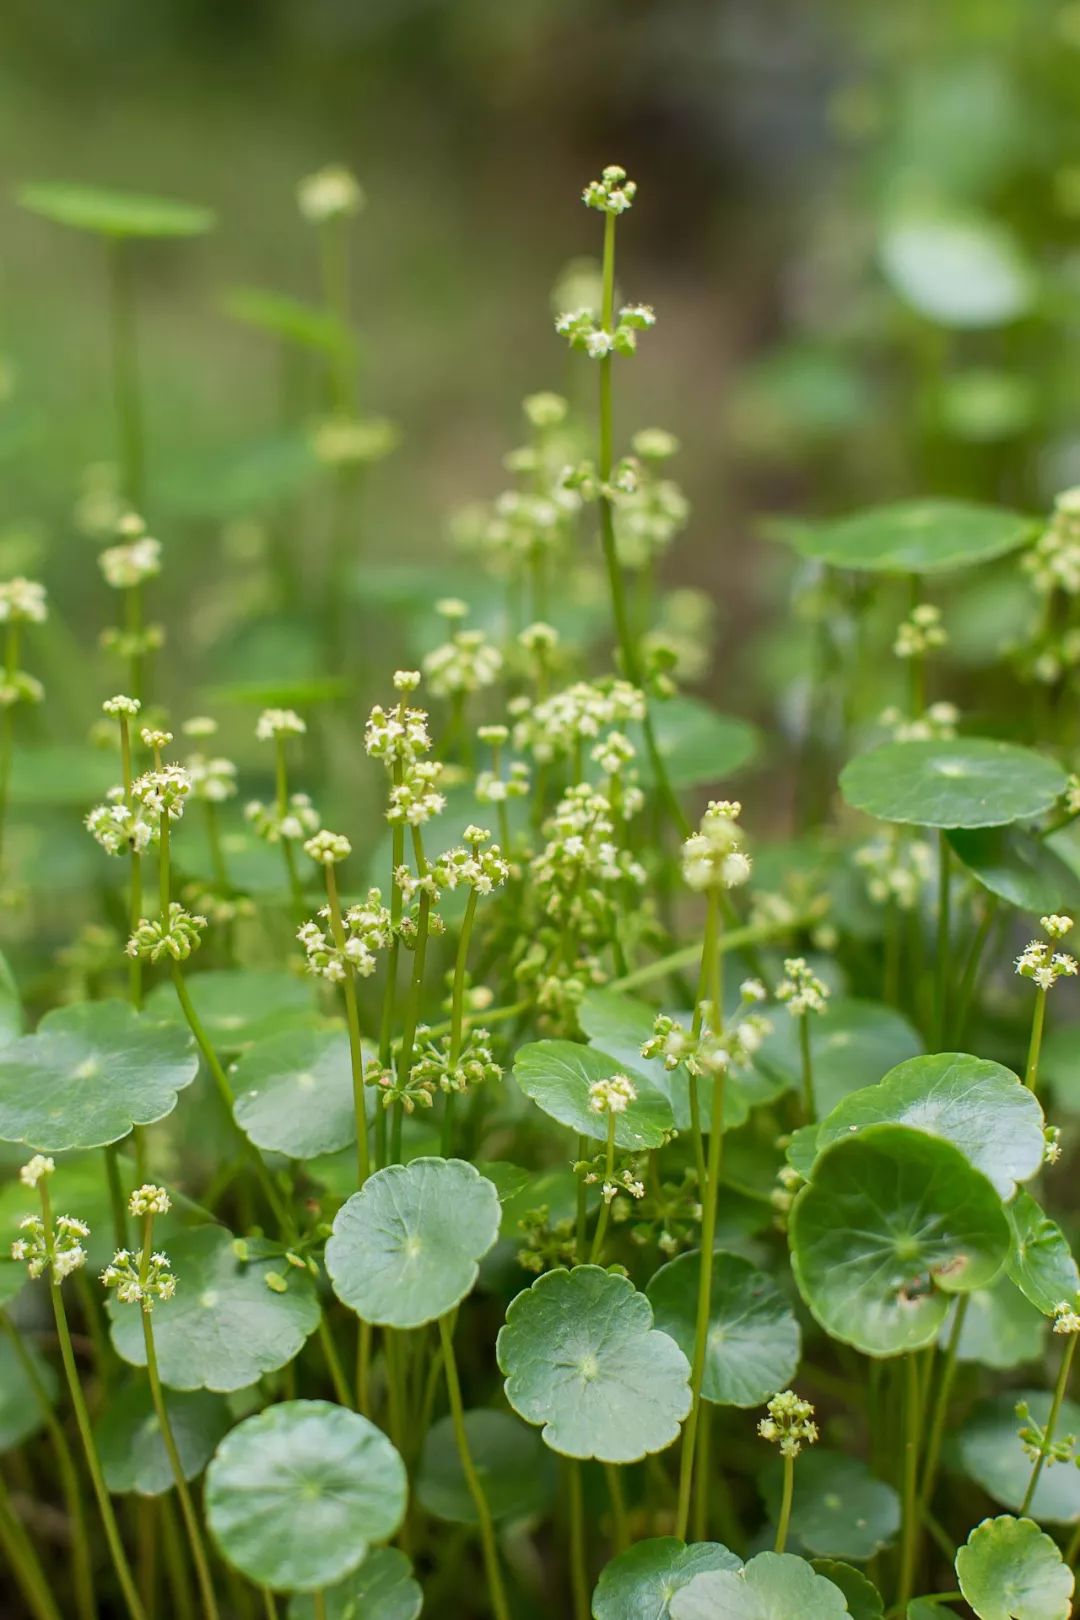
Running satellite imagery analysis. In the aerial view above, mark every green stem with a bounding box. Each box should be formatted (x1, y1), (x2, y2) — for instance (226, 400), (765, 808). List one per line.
(1025, 986), (1048, 1095)
(106, 237), (145, 510)
(774, 1453), (795, 1554)
(204, 800), (228, 891)
(437, 1314), (511, 1620)
(317, 1316), (353, 1409)
(920, 1295), (968, 1509)
(1020, 1332), (1076, 1515)
(589, 1112), (618, 1263)
(609, 914), (806, 996)
(313, 1593), (327, 1620)
(568, 1459), (589, 1620)
(934, 831), (950, 1048)
(0, 622), (19, 883)
(129, 849), (144, 1007)
(951, 898), (998, 1043)
(604, 1463), (630, 1552)
(325, 863), (370, 1185)
(898, 1351), (924, 1612)
(443, 887), (479, 1155)
(575, 1135), (589, 1262)
(39, 1183), (146, 1620)
(0, 1468), (62, 1620)
(798, 1014), (814, 1122)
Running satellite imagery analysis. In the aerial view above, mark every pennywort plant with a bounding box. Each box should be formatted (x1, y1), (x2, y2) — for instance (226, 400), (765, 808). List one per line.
(1, 158), (1079, 1620)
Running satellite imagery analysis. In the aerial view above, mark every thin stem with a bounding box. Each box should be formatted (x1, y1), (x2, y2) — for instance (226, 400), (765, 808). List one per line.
(0, 1469), (62, 1620)
(604, 1463), (630, 1552)
(774, 1453), (795, 1554)
(106, 237), (144, 509)
(575, 1135), (589, 1262)
(313, 1593), (327, 1620)
(1020, 1333), (1077, 1515)
(325, 863), (370, 1184)
(934, 831), (950, 1048)
(1025, 986), (1048, 1095)
(951, 898), (998, 1043)
(920, 1295), (968, 1509)
(898, 1350), (924, 1613)
(609, 914), (809, 996)
(39, 1183), (146, 1620)
(798, 1014), (814, 1122)
(589, 1112), (618, 1263)
(437, 1313), (511, 1620)
(0, 622), (19, 882)
(443, 887), (479, 1155)
(261, 1593), (278, 1620)
(568, 1459), (589, 1620)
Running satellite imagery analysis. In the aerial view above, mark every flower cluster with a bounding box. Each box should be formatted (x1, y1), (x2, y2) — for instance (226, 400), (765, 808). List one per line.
(879, 702), (959, 743)
(256, 707), (305, 742)
(434, 829), (511, 895)
(0, 577), (47, 623)
(1016, 1396), (1077, 1468)
(12, 1213), (89, 1281)
(757, 1390), (819, 1458)
(297, 888), (392, 982)
(555, 302), (656, 360)
(186, 748), (238, 803)
(245, 792), (320, 845)
(101, 1248), (176, 1310)
(423, 625), (503, 698)
(1016, 917), (1077, 991)
(126, 903), (207, 963)
(304, 829), (351, 866)
(642, 987), (772, 1081)
(99, 528), (162, 590)
(1053, 1300), (1080, 1335)
(776, 958), (830, 1017)
(86, 790), (154, 857)
(681, 801), (752, 893)
(129, 1184), (171, 1218)
(475, 725), (530, 808)
(588, 1073), (638, 1114)
(410, 1029), (502, 1098)
(132, 766), (192, 823)
(298, 165), (364, 222)
(388, 760), (446, 827)
(582, 164), (637, 215)
(854, 835), (933, 910)
(512, 679), (645, 763)
(893, 603), (947, 659)
(1024, 487), (1080, 596)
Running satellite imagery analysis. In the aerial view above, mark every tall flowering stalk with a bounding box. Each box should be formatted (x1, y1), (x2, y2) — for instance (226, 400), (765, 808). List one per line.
(0, 576), (47, 886)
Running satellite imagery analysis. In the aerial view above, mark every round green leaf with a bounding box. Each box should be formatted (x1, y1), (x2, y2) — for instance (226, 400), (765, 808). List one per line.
(880, 215), (1034, 328)
(327, 1158), (500, 1329)
(205, 1400), (407, 1592)
(1005, 1193), (1080, 1317)
(785, 499), (1032, 575)
(0, 1001), (199, 1151)
(287, 1548), (422, 1620)
(497, 1265), (691, 1462)
(956, 1515), (1074, 1620)
(814, 1053), (1044, 1200)
(0, 1334), (56, 1450)
(671, 1551), (850, 1620)
(956, 1393), (1080, 1523)
(222, 287), (354, 356)
(96, 1383), (231, 1496)
(761, 1451), (899, 1561)
(940, 1276), (1046, 1369)
(232, 1027), (368, 1159)
(592, 1538), (742, 1620)
(108, 1226), (320, 1391)
(810, 1562), (884, 1620)
(946, 826), (1080, 916)
(638, 697), (760, 790)
(145, 970), (319, 1053)
(790, 1124), (1010, 1356)
(19, 181), (214, 238)
(514, 1041), (674, 1150)
(840, 739), (1065, 830)
(417, 1408), (553, 1525)
(756, 998), (922, 1119)
(646, 1250), (801, 1407)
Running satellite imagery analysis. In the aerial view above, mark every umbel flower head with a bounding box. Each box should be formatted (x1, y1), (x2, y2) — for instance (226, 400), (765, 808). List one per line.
(893, 603), (947, 660)
(1015, 915), (1078, 991)
(0, 577), (47, 624)
(99, 523), (162, 590)
(776, 958), (830, 1017)
(13, 1213), (90, 1281)
(255, 707), (305, 742)
(298, 889), (392, 983)
(297, 164), (364, 223)
(588, 1074), (637, 1115)
(681, 801), (752, 893)
(128, 1184), (171, 1219)
(304, 829), (351, 866)
(132, 766), (192, 822)
(758, 1390), (819, 1458)
(101, 1248), (176, 1311)
(582, 164), (637, 216)
(86, 790), (154, 857)
(246, 792), (320, 845)
(127, 904), (207, 963)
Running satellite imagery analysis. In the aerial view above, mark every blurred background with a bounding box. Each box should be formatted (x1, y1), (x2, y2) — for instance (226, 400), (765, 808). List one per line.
(1, 0), (1079, 986)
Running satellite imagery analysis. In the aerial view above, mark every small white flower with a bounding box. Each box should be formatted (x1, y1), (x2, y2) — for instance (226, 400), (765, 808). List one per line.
(298, 165), (364, 222)
(20, 1155), (54, 1188)
(255, 708), (305, 742)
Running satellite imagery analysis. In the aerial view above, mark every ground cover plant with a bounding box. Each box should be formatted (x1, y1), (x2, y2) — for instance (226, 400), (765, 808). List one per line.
(1, 155), (1080, 1620)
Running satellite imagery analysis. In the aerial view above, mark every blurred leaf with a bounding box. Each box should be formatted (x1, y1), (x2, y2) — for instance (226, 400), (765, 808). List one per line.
(946, 825), (1080, 916)
(18, 181), (214, 238)
(417, 1408), (554, 1524)
(840, 738), (1065, 829)
(221, 286), (355, 357)
(782, 500), (1033, 575)
(880, 213), (1034, 328)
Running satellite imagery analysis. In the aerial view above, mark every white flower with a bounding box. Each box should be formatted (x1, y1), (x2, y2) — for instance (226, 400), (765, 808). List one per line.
(776, 958), (830, 1017)
(304, 829), (351, 866)
(0, 578), (47, 624)
(297, 165), (364, 222)
(128, 1184), (171, 1218)
(255, 708), (305, 742)
(102, 694), (140, 718)
(20, 1155), (54, 1188)
(99, 537), (161, 590)
(588, 1074), (637, 1115)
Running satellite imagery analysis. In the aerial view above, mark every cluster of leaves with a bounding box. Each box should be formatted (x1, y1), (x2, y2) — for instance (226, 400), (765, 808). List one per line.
(1, 150), (1080, 1620)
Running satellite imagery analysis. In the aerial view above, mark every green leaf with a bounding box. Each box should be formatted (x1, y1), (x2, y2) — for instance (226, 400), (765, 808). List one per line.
(880, 214), (1034, 328)
(955, 1514), (1074, 1619)
(939, 1276), (1046, 1370)
(0, 951), (23, 1048)
(638, 697), (760, 790)
(497, 1265), (691, 1462)
(946, 826), (1080, 916)
(96, 1383), (231, 1496)
(790, 1124), (1010, 1356)
(232, 1028), (371, 1159)
(18, 181), (214, 238)
(287, 1548), (422, 1620)
(108, 1226), (320, 1392)
(813, 1053), (1045, 1199)
(0, 1001), (199, 1151)
(9, 744), (118, 807)
(754, 997), (922, 1118)
(956, 1393), (1080, 1523)
(761, 1451), (900, 1561)
(671, 1551), (851, 1619)
(514, 1041), (674, 1150)
(221, 286), (355, 356)
(810, 1562), (884, 1620)
(1005, 1193), (1080, 1317)
(417, 1408), (554, 1525)
(646, 1250), (801, 1407)
(145, 970), (319, 1053)
(0, 1334), (56, 1451)
(782, 499), (1032, 574)
(908, 1602), (950, 1619)
(205, 1399), (407, 1592)
(840, 738), (1065, 830)
(326, 1158), (500, 1329)
(592, 1538), (742, 1620)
